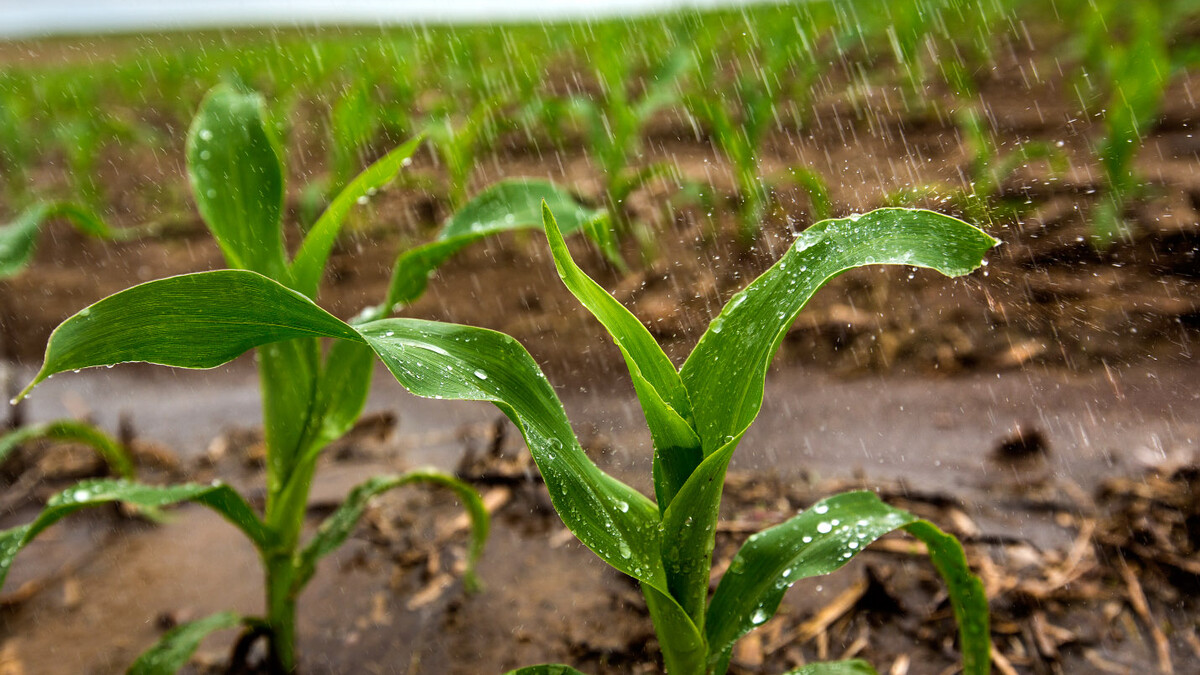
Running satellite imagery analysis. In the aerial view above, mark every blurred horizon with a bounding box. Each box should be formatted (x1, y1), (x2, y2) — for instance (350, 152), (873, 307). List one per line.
(0, 0), (768, 39)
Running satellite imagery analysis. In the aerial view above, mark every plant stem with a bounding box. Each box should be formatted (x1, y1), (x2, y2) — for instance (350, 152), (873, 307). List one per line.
(265, 551), (299, 672)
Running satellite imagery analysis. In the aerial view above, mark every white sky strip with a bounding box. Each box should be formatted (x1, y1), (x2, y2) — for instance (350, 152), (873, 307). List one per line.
(0, 0), (766, 39)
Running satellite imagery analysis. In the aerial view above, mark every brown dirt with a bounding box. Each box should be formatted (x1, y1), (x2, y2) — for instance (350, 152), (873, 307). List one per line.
(3, 28), (1200, 675)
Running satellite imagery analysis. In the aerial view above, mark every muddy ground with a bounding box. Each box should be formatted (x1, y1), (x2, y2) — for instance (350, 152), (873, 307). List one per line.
(2, 30), (1200, 675)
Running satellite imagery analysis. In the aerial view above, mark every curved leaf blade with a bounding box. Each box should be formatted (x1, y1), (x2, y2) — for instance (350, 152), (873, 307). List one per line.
(357, 318), (667, 591)
(19, 270), (362, 399)
(542, 203), (701, 509)
(0, 201), (112, 280)
(706, 492), (989, 675)
(289, 135), (423, 298)
(706, 491), (917, 668)
(384, 179), (604, 310)
(0, 419), (134, 479)
(127, 611), (241, 675)
(680, 209), (997, 456)
(0, 479), (273, 591)
(904, 521), (990, 675)
(186, 85), (286, 278)
(294, 469), (488, 592)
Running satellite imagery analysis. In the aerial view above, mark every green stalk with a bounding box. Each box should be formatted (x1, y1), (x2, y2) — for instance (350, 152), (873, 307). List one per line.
(265, 551), (299, 672)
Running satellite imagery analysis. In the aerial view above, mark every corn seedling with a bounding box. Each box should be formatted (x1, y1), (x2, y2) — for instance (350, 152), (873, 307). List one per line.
(1, 85), (493, 673)
(886, 65), (1066, 226)
(686, 25), (832, 243)
(424, 95), (506, 209)
(567, 41), (690, 260)
(10, 202), (994, 674)
(494, 205), (995, 674)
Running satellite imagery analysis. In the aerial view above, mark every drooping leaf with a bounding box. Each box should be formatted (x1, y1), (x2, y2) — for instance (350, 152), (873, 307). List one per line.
(383, 179), (606, 311)
(19, 270), (667, 594)
(19, 269), (360, 399)
(681, 209), (997, 457)
(706, 492), (989, 675)
(289, 135), (423, 298)
(0, 201), (112, 280)
(782, 661), (878, 675)
(705, 492), (917, 671)
(904, 520), (990, 675)
(186, 85), (287, 278)
(294, 469), (488, 592)
(542, 204), (701, 510)
(358, 319), (665, 588)
(127, 611), (242, 675)
(0, 419), (134, 479)
(0, 479), (273, 591)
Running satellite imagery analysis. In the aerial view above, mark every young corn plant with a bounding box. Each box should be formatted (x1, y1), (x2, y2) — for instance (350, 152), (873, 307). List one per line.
(568, 43), (690, 261)
(686, 31), (832, 243)
(496, 206), (996, 674)
(1088, 1), (1172, 247)
(886, 65), (1066, 227)
(502, 205), (996, 674)
(1, 85), (492, 673)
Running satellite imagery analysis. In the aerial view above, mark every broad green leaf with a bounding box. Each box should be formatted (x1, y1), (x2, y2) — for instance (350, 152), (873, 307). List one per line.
(705, 492), (918, 671)
(0, 419), (135, 479)
(19, 270), (667, 593)
(358, 319), (666, 589)
(504, 666), (588, 675)
(186, 85), (287, 279)
(0, 479), (273, 591)
(0, 201), (111, 279)
(680, 209), (997, 457)
(383, 179), (606, 311)
(783, 661), (878, 675)
(19, 269), (360, 399)
(904, 520), (990, 675)
(542, 204), (701, 510)
(289, 135), (423, 298)
(127, 611), (241, 675)
(294, 469), (488, 592)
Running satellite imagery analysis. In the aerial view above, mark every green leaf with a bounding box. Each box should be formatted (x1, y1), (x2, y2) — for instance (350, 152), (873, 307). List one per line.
(0, 479), (273, 591)
(20, 270), (667, 594)
(504, 666), (589, 675)
(186, 85), (287, 279)
(294, 469), (488, 592)
(289, 135), (423, 299)
(643, 583), (707, 675)
(783, 661), (878, 675)
(358, 319), (666, 589)
(904, 521), (990, 675)
(126, 611), (242, 675)
(542, 204), (701, 510)
(705, 492), (918, 671)
(19, 269), (361, 399)
(0, 201), (112, 280)
(681, 209), (997, 457)
(383, 179), (606, 311)
(0, 419), (135, 479)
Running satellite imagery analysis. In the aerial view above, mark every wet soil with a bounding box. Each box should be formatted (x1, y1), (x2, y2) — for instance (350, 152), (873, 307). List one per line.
(3, 29), (1200, 675)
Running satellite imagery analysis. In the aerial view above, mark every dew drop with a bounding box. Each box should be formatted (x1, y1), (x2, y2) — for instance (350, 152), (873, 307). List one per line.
(813, 503), (829, 515)
(817, 522), (832, 534)
(473, 370), (488, 380)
